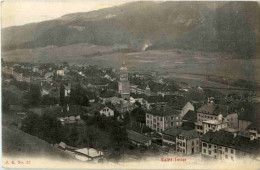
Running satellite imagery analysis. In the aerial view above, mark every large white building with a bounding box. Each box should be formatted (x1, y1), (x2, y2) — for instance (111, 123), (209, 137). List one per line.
(195, 103), (238, 136)
(201, 130), (260, 161)
(146, 107), (183, 133)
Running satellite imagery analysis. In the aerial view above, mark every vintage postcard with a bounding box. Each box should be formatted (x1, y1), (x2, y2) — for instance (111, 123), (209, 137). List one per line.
(1, 1), (260, 169)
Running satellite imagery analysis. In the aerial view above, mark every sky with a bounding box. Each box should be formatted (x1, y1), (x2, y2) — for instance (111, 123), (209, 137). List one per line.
(1, 1), (128, 28)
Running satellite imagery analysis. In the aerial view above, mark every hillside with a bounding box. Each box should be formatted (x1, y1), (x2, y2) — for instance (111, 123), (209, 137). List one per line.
(152, 1), (260, 59)
(2, 1), (260, 58)
(2, 125), (73, 160)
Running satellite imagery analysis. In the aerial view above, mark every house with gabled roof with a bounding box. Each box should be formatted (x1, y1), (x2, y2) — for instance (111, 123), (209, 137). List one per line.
(99, 106), (114, 117)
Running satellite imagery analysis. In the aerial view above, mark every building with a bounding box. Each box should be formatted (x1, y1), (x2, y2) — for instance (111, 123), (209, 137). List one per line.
(162, 127), (200, 155)
(146, 107), (182, 133)
(74, 148), (104, 162)
(169, 100), (195, 125)
(201, 120), (227, 134)
(201, 130), (260, 161)
(196, 103), (238, 129)
(238, 114), (253, 132)
(127, 130), (152, 147)
(118, 62), (130, 100)
(115, 100), (135, 114)
(64, 84), (71, 97)
(247, 123), (260, 142)
(99, 107), (114, 117)
(145, 96), (168, 110)
(182, 110), (197, 124)
(130, 94), (147, 105)
(56, 69), (65, 76)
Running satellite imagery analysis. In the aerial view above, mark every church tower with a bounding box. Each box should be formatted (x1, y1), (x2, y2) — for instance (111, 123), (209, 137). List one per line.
(118, 61), (130, 100)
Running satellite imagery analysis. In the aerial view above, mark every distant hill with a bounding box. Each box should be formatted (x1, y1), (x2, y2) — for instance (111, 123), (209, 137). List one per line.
(2, 1), (260, 58)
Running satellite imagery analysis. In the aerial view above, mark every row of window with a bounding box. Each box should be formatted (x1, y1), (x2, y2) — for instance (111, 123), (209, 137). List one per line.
(203, 143), (234, 154)
(146, 115), (179, 121)
(198, 114), (217, 120)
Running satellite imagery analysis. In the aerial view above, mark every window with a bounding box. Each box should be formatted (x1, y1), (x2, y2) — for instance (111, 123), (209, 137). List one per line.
(203, 149), (206, 153)
(192, 141), (194, 146)
(209, 144), (211, 148)
(225, 148), (228, 152)
(147, 115), (149, 118)
(214, 155), (217, 159)
(171, 116), (174, 120)
(203, 143), (207, 147)
(225, 155), (228, 159)
(214, 149), (217, 153)
(231, 149), (234, 154)
(171, 122), (174, 126)
(160, 118), (163, 121)
(231, 156), (234, 161)
(209, 151), (211, 155)
(183, 143), (186, 147)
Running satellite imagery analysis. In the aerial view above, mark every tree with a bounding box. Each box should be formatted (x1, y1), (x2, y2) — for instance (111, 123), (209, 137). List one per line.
(60, 84), (65, 106)
(123, 112), (131, 124)
(41, 95), (58, 105)
(2, 90), (10, 112)
(70, 84), (89, 106)
(21, 113), (63, 144)
(110, 123), (128, 148)
(28, 84), (41, 106)
(21, 113), (40, 136)
(131, 107), (146, 123)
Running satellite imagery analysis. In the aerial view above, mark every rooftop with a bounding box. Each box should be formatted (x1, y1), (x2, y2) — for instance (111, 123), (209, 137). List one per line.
(146, 95), (169, 103)
(201, 131), (260, 154)
(182, 110), (197, 123)
(75, 148), (104, 158)
(203, 119), (226, 125)
(163, 127), (199, 140)
(197, 103), (230, 116)
(147, 107), (180, 117)
(127, 130), (151, 144)
(99, 90), (116, 98)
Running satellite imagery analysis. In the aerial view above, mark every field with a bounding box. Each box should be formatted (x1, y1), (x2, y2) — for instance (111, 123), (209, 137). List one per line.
(2, 43), (260, 84)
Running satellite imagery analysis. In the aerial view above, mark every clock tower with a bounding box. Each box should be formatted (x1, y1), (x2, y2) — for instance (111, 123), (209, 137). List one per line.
(118, 61), (130, 100)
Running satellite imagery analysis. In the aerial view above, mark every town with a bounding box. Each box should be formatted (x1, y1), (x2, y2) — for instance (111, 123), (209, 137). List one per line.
(2, 59), (260, 163)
